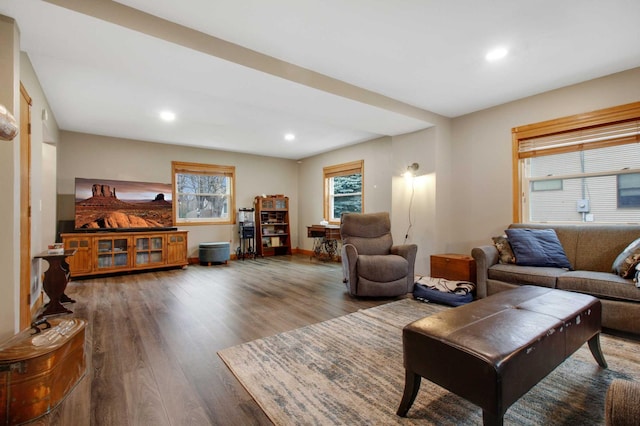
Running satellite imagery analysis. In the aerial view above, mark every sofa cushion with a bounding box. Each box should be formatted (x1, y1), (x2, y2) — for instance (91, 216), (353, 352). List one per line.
(356, 276), (409, 297)
(357, 254), (408, 282)
(492, 235), (516, 264)
(620, 254), (640, 279)
(612, 237), (640, 278)
(505, 228), (572, 269)
(488, 264), (565, 288)
(556, 271), (640, 303)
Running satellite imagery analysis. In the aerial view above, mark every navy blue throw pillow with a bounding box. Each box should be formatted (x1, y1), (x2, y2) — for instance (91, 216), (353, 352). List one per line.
(504, 228), (572, 269)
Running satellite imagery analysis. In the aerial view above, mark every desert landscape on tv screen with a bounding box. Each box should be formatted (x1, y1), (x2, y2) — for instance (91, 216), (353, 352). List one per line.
(75, 178), (173, 229)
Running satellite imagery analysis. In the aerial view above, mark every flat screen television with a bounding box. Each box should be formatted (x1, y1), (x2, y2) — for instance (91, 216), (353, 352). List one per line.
(74, 177), (174, 231)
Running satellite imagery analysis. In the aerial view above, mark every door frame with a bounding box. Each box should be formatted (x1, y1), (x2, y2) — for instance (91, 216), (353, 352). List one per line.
(19, 82), (35, 330)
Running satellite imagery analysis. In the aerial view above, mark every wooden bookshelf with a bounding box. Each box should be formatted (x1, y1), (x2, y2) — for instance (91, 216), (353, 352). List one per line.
(255, 196), (291, 257)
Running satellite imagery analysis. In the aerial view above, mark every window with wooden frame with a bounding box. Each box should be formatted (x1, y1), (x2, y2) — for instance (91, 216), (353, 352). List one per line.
(323, 160), (364, 224)
(512, 102), (640, 224)
(172, 161), (236, 225)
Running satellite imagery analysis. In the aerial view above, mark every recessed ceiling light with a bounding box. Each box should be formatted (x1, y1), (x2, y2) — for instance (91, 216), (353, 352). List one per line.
(485, 47), (508, 62)
(284, 133), (296, 141)
(159, 110), (176, 122)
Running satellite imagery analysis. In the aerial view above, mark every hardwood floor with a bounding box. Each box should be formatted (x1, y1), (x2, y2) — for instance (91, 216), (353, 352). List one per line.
(28, 255), (401, 426)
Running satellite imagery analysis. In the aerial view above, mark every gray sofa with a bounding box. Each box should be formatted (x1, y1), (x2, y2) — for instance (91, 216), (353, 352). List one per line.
(472, 223), (640, 335)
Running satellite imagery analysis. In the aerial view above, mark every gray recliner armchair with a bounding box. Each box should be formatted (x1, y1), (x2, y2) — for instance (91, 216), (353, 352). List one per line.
(340, 212), (417, 297)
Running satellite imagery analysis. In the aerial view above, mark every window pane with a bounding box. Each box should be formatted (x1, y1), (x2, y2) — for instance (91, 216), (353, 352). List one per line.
(172, 161), (235, 224)
(177, 175), (230, 219)
(333, 174), (362, 194)
(333, 194), (362, 219)
(323, 161), (364, 222)
(330, 174), (362, 220)
(177, 174), (229, 195)
(525, 143), (640, 223)
(177, 194), (228, 218)
(618, 173), (640, 208)
(529, 175), (639, 222)
(531, 180), (562, 191)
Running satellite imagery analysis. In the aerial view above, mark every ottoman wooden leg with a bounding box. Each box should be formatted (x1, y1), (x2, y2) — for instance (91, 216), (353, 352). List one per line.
(482, 410), (504, 426)
(588, 333), (608, 368)
(397, 370), (421, 417)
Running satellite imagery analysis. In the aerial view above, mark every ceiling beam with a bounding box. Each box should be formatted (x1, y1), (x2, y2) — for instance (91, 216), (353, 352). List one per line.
(44, 0), (438, 125)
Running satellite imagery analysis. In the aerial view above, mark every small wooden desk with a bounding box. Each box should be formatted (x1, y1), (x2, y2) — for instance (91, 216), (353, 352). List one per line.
(34, 250), (77, 318)
(307, 225), (341, 261)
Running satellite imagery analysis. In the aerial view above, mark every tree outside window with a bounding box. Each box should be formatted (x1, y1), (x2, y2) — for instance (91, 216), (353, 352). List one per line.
(172, 161), (235, 225)
(324, 160), (363, 223)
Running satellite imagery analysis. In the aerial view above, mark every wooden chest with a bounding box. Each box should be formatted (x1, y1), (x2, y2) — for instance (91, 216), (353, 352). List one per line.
(0, 318), (86, 425)
(430, 253), (477, 283)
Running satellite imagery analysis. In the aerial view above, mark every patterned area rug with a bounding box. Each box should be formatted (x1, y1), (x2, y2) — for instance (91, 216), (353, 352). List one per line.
(218, 298), (640, 425)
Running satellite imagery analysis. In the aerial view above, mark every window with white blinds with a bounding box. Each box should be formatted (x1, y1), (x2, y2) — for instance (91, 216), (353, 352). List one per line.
(518, 120), (640, 158)
(512, 102), (640, 224)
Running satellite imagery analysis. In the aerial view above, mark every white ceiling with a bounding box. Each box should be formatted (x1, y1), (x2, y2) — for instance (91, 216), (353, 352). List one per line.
(1, 0), (639, 160)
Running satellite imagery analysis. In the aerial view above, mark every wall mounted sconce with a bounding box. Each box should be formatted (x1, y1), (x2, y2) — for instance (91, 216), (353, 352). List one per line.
(404, 162), (420, 178)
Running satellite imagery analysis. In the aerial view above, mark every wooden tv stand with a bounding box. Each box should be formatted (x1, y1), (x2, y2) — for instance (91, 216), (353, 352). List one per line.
(61, 230), (188, 278)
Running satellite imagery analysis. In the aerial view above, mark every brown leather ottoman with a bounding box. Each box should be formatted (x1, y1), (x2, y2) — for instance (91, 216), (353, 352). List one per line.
(397, 286), (607, 425)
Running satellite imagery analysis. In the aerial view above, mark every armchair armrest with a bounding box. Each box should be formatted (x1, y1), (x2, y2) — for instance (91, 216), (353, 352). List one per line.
(605, 379), (640, 425)
(341, 243), (359, 294)
(391, 244), (418, 292)
(471, 245), (499, 299)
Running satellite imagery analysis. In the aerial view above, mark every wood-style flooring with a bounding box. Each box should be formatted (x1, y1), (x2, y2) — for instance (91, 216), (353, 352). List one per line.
(28, 255), (401, 426)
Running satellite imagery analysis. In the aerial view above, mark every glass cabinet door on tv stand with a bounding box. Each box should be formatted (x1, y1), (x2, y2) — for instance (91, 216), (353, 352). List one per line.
(95, 236), (130, 271)
(134, 235), (165, 266)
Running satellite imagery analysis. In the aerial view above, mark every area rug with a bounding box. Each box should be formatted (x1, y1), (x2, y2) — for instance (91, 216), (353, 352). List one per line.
(218, 298), (640, 425)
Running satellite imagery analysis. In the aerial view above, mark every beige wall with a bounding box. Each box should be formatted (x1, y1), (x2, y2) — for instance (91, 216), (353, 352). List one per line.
(57, 132), (299, 258)
(0, 18), (58, 338)
(20, 52), (59, 251)
(297, 115), (451, 277)
(20, 52), (61, 315)
(296, 135), (394, 253)
(0, 15), (20, 340)
(450, 67), (640, 253)
(390, 127), (440, 275)
(298, 68), (640, 277)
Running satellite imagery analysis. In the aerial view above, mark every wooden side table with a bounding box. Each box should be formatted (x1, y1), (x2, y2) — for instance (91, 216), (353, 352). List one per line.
(34, 249), (77, 318)
(430, 253), (476, 283)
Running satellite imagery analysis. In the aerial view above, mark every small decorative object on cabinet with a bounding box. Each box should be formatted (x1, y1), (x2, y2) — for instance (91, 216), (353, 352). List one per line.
(430, 253), (477, 283)
(255, 195), (291, 257)
(61, 230), (188, 278)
